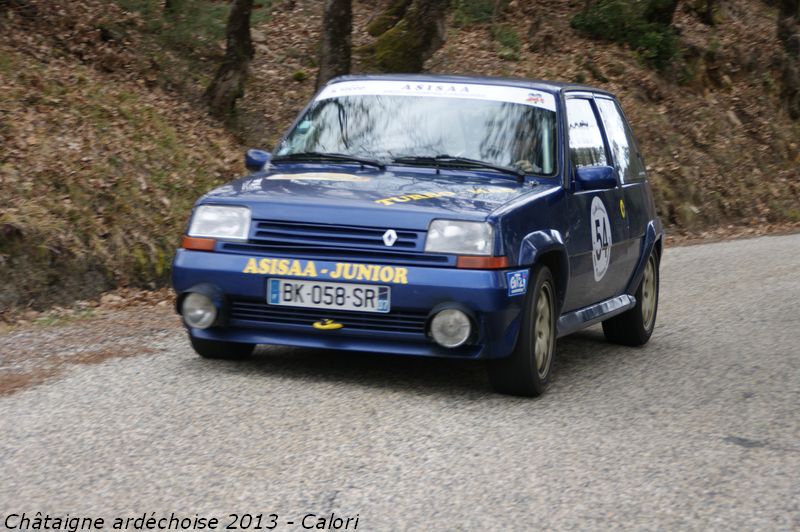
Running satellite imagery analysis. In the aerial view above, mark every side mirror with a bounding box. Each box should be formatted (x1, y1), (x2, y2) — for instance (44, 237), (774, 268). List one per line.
(575, 165), (617, 191)
(245, 149), (271, 172)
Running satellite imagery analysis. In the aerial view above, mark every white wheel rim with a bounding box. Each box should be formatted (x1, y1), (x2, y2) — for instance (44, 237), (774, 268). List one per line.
(641, 255), (657, 330)
(533, 283), (554, 378)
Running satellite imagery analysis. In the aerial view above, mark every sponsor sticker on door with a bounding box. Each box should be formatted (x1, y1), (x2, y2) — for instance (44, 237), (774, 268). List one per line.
(507, 270), (529, 297)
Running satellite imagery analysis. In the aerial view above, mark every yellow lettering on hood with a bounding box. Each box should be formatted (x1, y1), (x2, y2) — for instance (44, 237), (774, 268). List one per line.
(374, 190), (457, 206)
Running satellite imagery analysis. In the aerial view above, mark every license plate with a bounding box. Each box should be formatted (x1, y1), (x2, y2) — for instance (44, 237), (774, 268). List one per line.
(267, 279), (391, 313)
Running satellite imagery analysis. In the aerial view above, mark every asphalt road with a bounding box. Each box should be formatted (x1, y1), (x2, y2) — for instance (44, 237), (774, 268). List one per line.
(1, 234), (799, 530)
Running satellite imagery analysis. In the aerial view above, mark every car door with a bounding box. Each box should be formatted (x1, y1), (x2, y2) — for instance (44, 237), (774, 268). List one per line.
(562, 94), (630, 312)
(595, 96), (649, 286)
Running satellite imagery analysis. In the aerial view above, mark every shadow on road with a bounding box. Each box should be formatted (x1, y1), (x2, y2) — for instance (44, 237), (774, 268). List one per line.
(198, 325), (641, 397)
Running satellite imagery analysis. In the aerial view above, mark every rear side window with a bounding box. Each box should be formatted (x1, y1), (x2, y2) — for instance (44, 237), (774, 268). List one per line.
(566, 98), (607, 169)
(596, 98), (646, 183)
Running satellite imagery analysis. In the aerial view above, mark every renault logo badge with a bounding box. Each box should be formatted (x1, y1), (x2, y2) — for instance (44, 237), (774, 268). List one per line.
(382, 229), (398, 247)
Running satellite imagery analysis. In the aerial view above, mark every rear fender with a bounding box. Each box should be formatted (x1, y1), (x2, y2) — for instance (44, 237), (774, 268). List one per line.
(625, 220), (663, 295)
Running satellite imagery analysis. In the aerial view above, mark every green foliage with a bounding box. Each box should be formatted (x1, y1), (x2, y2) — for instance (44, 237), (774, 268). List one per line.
(113, 0), (272, 55)
(769, 199), (800, 222)
(582, 54), (609, 83)
(453, 0), (507, 26)
(497, 48), (519, 61)
(684, 0), (717, 24)
(571, 0), (679, 70)
(491, 24), (521, 61)
(0, 53), (14, 74)
(491, 24), (520, 51)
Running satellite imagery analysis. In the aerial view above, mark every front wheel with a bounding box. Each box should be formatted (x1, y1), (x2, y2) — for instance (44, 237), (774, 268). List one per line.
(602, 250), (659, 346)
(189, 334), (255, 360)
(488, 265), (557, 397)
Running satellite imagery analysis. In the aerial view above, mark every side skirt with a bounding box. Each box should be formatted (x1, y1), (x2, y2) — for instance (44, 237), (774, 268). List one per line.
(556, 294), (636, 338)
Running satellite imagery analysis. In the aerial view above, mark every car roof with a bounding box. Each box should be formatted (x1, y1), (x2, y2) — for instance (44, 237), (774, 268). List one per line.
(329, 73), (615, 98)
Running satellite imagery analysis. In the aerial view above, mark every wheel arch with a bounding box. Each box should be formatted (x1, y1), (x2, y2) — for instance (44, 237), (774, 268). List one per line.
(518, 230), (569, 312)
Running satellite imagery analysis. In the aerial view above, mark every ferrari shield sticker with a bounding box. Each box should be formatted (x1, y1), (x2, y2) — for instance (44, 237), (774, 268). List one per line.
(507, 270), (529, 297)
(591, 196), (612, 282)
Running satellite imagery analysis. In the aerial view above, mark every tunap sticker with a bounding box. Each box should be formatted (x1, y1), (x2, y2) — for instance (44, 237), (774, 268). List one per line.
(591, 196), (612, 281)
(507, 270), (529, 297)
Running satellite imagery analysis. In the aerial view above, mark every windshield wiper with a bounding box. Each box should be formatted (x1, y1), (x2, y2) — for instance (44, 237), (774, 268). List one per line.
(271, 151), (385, 170)
(391, 155), (525, 183)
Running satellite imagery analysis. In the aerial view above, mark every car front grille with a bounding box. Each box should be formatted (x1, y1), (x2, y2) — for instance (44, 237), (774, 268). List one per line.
(229, 300), (429, 334)
(218, 220), (455, 267)
(252, 220), (422, 250)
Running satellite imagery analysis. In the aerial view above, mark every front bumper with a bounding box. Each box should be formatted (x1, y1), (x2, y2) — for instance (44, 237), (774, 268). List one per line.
(172, 250), (526, 359)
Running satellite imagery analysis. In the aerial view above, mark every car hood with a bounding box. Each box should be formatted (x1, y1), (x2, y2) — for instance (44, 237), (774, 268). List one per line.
(201, 165), (558, 230)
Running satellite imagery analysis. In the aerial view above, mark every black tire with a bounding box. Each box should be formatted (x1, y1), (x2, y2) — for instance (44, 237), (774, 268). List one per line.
(602, 250), (659, 346)
(189, 334), (255, 360)
(488, 265), (557, 397)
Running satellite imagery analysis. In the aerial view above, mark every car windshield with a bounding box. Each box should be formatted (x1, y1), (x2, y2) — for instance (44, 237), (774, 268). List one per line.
(276, 81), (558, 176)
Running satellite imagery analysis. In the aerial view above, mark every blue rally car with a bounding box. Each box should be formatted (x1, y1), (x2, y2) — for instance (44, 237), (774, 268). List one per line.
(173, 75), (663, 396)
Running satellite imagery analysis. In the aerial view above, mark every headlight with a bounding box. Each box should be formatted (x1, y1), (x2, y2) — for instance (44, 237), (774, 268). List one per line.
(429, 308), (472, 348)
(424, 220), (494, 255)
(181, 293), (218, 329)
(188, 205), (251, 241)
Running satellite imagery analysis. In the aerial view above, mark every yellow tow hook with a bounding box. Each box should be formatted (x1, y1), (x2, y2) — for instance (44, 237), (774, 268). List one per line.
(313, 319), (344, 331)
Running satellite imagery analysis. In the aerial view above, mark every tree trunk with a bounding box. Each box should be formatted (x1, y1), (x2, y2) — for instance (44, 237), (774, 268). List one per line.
(778, 0), (799, 18)
(703, 0), (715, 25)
(644, 0), (679, 25)
(204, 0), (255, 118)
(316, 0), (352, 89)
(164, 0), (187, 17)
(778, 0), (800, 118)
(0, 0), (37, 18)
(361, 0), (450, 72)
(164, 0), (177, 16)
(778, 0), (799, 47)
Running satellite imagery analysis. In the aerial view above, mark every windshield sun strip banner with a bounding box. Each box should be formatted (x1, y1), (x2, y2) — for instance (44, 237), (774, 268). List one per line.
(317, 80), (557, 112)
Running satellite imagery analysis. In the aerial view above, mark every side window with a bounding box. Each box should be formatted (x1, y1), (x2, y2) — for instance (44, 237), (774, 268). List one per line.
(566, 98), (607, 168)
(596, 98), (646, 183)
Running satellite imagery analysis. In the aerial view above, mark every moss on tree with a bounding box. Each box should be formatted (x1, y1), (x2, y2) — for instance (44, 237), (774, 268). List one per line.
(360, 0), (449, 72)
(365, 0), (412, 37)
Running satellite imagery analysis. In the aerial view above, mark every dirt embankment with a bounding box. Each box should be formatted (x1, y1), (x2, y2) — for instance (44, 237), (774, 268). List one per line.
(1, 0), (799, 315)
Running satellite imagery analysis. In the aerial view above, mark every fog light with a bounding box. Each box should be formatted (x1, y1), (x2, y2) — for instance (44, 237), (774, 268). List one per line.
(182, 293), (217, 329)
(430, 309), (472, 348)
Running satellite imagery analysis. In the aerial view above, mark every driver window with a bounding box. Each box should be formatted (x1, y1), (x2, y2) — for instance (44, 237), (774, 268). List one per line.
(566, 98), (607, 168)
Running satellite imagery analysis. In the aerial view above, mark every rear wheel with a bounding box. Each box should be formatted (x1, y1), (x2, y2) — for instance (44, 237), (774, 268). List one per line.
(602, 250), (659, 346)
(488, 265), (556, 397)
(189, 334), (255, 360)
